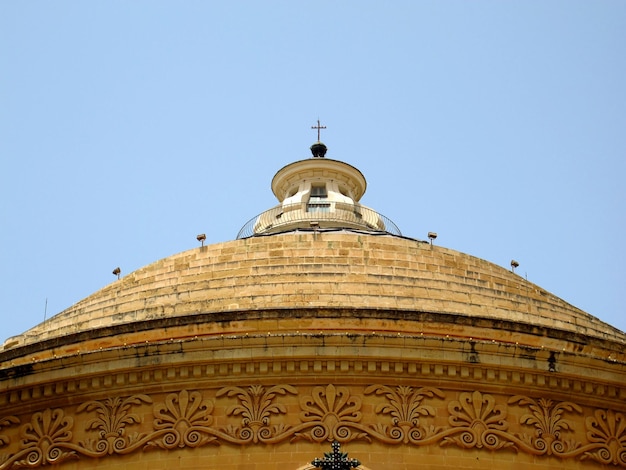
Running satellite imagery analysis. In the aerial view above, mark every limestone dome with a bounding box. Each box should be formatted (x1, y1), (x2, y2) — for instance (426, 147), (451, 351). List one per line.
(1, 141), (625, 470)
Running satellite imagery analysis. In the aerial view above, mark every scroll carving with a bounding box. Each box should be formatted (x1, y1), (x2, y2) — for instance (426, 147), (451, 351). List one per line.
(582, 409), (626, 466)
(365, 384), (444, 444)
(216, 384), (297, 443)
(295, 384), (369, 443)
(0, 417), (19, 449)
(149, 389), (216, 449)
(77, 394), (152, 455)
(442, 391), (514, 451)
(15, 408), (76, 467)
(0, 417), (19, 466)
(508, 395), (582, 456)
(0, 385), (625, 468)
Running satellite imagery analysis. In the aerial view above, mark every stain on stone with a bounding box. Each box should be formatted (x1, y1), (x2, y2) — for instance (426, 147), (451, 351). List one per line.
(518, 346), (538, 361)
(548, 351), (557, 372)
(466, 341), (479, 363)
(0, 363), (34, 380)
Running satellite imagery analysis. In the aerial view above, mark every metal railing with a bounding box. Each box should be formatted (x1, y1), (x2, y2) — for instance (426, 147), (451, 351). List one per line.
(237, 202), (402, 239)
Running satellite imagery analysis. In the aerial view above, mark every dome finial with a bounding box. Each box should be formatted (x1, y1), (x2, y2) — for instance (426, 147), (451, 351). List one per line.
(310, 119), (328, 157)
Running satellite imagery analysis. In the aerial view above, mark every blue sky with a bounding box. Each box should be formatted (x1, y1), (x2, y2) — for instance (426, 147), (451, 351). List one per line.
(1, 1), (625, 342)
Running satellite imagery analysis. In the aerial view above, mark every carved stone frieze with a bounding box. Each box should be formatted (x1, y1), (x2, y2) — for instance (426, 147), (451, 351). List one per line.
(508, 395), (583, 456)
(296, 384), (367, 443)
(14, 408), (76, 467)
(442, 390), (513, 450)
(216, 384), (296, 443)
(0, 383), (624, 468)
(78, 394), (152, 455)
(583, 409), (626, 466)
(364, 384), (444, 444)
(149, 389), (216, 449)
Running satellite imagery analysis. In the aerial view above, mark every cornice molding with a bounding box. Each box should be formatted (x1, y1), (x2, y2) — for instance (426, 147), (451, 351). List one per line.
(1, 335), (625, 413)
(3, 308), (624, 365)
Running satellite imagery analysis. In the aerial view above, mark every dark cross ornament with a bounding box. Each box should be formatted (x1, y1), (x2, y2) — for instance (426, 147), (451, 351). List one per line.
(311, 119), (327, 142)
(312, 441), (361, 470)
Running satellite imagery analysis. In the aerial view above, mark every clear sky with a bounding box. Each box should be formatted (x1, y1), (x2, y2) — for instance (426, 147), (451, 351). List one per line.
(1, 1), (625, 343)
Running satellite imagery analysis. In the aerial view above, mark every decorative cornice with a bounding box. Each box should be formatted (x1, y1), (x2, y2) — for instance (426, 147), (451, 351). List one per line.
(1, 345), (625, 413)
(3, 308), (624, 364)
(271, 158), (367, 202)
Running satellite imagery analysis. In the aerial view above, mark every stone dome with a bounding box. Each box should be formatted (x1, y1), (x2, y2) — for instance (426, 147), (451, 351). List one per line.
(1, 142), (625, 470)
(3, 232), (624, 355)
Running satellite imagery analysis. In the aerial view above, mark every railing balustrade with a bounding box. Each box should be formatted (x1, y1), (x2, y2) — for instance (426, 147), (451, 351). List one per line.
(237, 202), (401, 239)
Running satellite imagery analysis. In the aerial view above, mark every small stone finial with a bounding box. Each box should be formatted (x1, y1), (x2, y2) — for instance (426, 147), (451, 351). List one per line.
(310, 141), (327, 158)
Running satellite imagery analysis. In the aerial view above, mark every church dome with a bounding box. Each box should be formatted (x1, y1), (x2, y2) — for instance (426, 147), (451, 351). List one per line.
(1, 137), (625, 470)
(3, 233), (624, 354)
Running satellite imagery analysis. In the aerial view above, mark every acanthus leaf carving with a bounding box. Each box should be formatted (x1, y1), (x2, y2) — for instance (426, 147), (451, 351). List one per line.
(0, 416), (20, 468)
(216, 384), (297, 443)
(0, 416), (20, 448)
(364, 384), (445, 444)
(77, 394), (152, 455)
(508, 395), (582, 456)
(0, 385), (624, 468)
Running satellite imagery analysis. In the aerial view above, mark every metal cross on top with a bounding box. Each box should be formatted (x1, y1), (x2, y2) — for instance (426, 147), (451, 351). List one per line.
(311, 119), (327, 142)
(312, 441), (361, 470)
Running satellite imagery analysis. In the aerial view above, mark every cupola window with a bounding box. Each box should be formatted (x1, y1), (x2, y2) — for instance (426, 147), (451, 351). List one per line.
(307, 184), (330, 212)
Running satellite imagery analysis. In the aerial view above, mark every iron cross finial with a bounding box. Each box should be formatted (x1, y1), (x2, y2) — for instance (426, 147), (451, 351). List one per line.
(312, 441), (361, 470)
(311, 119), (327, 142)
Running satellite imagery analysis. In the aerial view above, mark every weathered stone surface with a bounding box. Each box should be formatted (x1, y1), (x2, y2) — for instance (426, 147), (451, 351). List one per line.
(0, 231), (624, 469)
(4, 233), (623, 354)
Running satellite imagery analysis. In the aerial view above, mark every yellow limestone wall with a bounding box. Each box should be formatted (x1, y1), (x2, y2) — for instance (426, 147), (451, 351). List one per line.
(1, 232), (625, 469)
